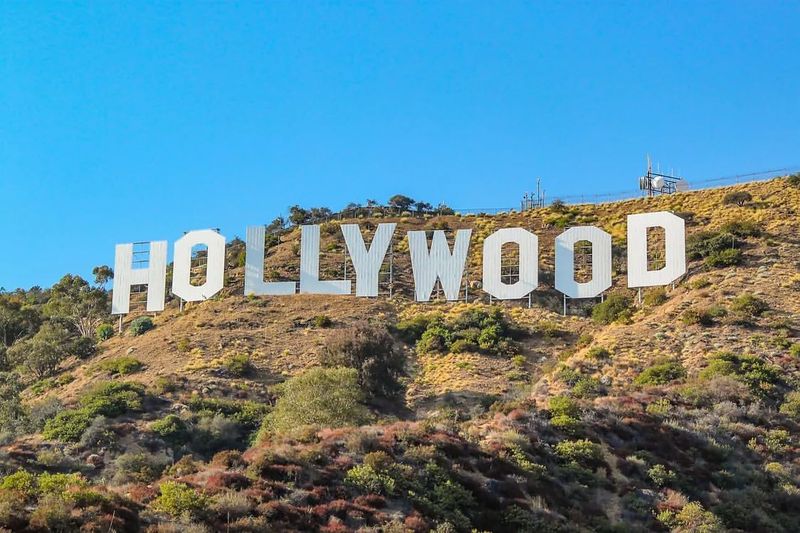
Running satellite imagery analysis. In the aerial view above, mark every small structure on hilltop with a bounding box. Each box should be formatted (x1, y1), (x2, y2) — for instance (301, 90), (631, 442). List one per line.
(639, 156), (689, 197)
(521, 177), (546, 210)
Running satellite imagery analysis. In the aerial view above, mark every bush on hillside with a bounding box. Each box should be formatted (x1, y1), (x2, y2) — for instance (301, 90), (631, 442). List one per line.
(406, 307), (519, 356)
(788, 173), (800, 187)
(93, 356), (144, 376)
(634, 361), (686, 386)
(592, 294), (632, 325)
(43, 382), (146, 441)
(222, 353), (254, 377)
(699, 352), (780, 398)
(321, 323), (405, 400)
(129, 316), (154, 336)
(722, 191), (752, 207)
(153, 481), (208, 518)
(730, 293), (768, 319)
(261, 367), (371, 435)
(95, 323), (114, 341)
(150, 414), (190, 446)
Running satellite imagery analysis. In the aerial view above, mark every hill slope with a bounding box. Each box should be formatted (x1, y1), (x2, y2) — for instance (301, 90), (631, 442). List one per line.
(1, 176), (800, 532)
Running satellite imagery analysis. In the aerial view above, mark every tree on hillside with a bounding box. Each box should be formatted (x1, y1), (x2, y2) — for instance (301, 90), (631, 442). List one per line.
(321, 324), (405, 400)
(43, 275), (109, 337)
(7, 323), (72, 379)
(413, 201), (433, 214)
(0, 296), (41, 347)
(722, 191), (752, 207)
(92, 265), (114, 287)
(288, 205), (309, 226)
(388, 194), (415, 212)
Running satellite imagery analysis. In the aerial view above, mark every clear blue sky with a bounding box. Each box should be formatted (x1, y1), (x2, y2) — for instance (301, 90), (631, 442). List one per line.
(1, 1), (798, 290)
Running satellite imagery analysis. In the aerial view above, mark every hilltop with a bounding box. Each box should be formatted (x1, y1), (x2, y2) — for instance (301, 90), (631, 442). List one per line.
(0, 176), (799, 532)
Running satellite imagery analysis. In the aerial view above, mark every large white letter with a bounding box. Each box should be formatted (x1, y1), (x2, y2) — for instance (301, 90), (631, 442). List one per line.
(342, 223), (396, 297)
(627, 212), (686, 287)
(111, 241), (168, 314)
(299, 225), (352, 294)
(408, 229), (471, 302)
(244, 226), (296, 295)
(555, 226), (612, 298)
(172, 229), (226, 302)
(482, 228), (538, 300)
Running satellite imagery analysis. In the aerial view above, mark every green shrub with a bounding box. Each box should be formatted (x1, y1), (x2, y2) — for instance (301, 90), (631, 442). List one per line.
(42, 410), (96, 442)
(548, 395), (579, 418)
(647, 464), (676, 487)
(153, 481), (208, 517)
(344, 463), (396, 495)
(550, 414), (580, 434)
(634, 361), (686, 386)
(37, 472), (85, 494)
(79, 381), (145, 416)
(687, 231), (742, 268)
(658, 502), (723, 532)
(719, 220), (762, 238)
(586, 346), (610, 360)
(95, 323), (114, 341)
(554, 439), (602, 466)
(0, 470), (37, 496)
(129, 316), (154, 336)
(150, 414), (190, 445)
(93, 356), (144, 376)
(681, 308), (714, 326)
(787, 173), (800, 187)
(764, 429), (790, 454)
(705, 248), (743, 268)
(417, 324), (452, 354)
(730, 293), (768, 318)
(699, 352), (780, 397)
(222, 353), (254, 377)
(572, 377), (601, 398)
(187, 397), (269, 435)
(592, 294), (632, 324)
(261, 367), (371, 435)
(645, 398), (671, 416)
(43, 382), (146, 441)
(780, 391), (800, 419)
(395, 314), (439, 343)
(312, 315), (333, 328)
(114, 452), (169, 484)
(643, 288), (668, 307)
(689, 277), (711, 289)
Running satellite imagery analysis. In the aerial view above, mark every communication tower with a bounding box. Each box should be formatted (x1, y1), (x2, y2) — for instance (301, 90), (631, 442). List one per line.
(521, 178), (546, 210)
(639, 156), (689, 196)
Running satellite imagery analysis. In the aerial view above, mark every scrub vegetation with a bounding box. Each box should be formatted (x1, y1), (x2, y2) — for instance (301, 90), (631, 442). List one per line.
(0, 178), (799, 531)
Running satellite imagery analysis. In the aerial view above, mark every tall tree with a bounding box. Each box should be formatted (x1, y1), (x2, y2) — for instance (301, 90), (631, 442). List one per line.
(388, 194), (415, 212)
(92, 265), (114, 287)
(43, 275), (109, 337)
(0, 295), (41, 347)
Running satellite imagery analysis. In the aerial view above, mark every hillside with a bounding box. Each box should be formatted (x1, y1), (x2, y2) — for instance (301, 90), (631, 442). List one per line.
(1, 176), (800, 532)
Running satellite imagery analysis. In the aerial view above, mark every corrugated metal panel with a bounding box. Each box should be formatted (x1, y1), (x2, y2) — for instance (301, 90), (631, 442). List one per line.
(627, 212), (686, 287)
(555, 226), (612, 298)
(299, 225), (351, 294)
(111, 241), (167, 314)
(408, 229), (471, 301)
(245, 226), (296, 295)
(482, 228), (538, 299)
(171, 229), (226, 301)
(341, 223), (396, 297)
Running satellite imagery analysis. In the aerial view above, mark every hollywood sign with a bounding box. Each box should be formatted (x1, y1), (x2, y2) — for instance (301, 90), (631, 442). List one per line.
(111, 211), (685, 315)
